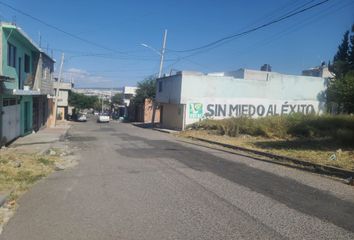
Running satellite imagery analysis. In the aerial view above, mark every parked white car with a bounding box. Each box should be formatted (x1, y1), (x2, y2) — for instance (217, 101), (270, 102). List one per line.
(98, 114), (110, 123)
(77, 114), (87, 122)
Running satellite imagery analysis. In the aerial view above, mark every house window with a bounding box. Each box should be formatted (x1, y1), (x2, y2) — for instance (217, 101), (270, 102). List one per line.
(7, 42), (16, 68)
(158, 80), (163, 92)
(2, 98), (17, 106)
(24, 54), (30, 73)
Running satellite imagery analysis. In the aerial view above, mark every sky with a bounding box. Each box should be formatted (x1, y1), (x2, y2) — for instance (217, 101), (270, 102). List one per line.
(0, 0), (353, 88)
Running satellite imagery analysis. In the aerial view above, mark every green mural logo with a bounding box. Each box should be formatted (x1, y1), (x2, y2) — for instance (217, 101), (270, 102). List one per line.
(189, 103), (203, 119)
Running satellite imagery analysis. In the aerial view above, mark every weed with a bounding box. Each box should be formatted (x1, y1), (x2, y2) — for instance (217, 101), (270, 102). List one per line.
(37, 157), (54, 166)
(189, 114), (354, 146)
(0, 157), (9, 164)
(14, 171), (45, 184)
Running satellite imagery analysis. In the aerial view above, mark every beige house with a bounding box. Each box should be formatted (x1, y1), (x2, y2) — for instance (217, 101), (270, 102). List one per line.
(53, 81), (73, 121)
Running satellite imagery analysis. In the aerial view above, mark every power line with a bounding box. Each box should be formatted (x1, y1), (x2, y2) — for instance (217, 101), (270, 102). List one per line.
(236, 0), (312, 33)
(47, 47), (179, 62)
(168, 0), (331, 53)
(170, 0), (351, 73)
(168, 2), (316, 64)
(225, 0), (353, 63)
(0, 1), (129, 54)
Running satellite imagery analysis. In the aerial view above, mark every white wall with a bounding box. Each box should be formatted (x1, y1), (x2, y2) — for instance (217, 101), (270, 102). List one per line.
(180, 72), (325, 102)
(225, 69), (272, 81)
(57, 90), (68, 107)
(123, 86), (137, 95)
(156, 74), (182, 104)
(156, 70), (327, 128)
(160, 103), (184, 130)
(185, 99), (322, 125)
(181, 72), (326, 126)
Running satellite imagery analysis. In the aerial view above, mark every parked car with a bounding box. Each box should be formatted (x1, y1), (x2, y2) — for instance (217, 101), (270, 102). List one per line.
(77, 114), (87, 122)
(98, 114), (110, 123)
(111, 112), (120, 120)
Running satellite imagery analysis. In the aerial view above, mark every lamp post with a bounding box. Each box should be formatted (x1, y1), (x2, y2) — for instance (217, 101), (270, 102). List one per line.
(141, 43), (161, 56)
(140, 29), (168, 127)
(141, 29), (167, 78)
(53, 53), (64, 127)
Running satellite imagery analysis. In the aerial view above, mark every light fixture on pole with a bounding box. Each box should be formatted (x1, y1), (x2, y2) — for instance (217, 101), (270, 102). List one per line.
(140, 29), (167, 78)
(140, 29), (168, 127)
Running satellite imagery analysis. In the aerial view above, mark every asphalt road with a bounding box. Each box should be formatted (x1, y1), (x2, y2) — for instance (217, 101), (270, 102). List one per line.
(1, 118), (354, 240)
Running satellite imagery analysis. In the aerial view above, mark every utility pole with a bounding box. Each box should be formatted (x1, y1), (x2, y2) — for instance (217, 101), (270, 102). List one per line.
(53, 53), (64, 127)
(158, 29), (167, 78)
(152, 29), (167, 127)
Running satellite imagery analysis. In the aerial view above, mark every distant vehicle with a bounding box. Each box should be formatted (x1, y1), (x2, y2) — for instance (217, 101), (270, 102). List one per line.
(94, 111), (99, 116)
(98, 114), (110, 123)
(111, 112), (120, 120)
(77, 114), (87, 122)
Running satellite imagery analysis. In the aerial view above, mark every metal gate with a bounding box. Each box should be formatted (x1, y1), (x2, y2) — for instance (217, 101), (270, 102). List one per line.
(2, 104), (21, 144)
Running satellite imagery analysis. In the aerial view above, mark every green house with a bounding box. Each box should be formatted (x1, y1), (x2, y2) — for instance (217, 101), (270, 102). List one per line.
(0, 22), (50, 145)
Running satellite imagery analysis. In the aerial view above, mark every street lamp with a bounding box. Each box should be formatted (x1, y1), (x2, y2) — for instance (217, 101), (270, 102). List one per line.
(140, 43), (161, 56)
(140, 29), (167, 78)
(140, 30), (168, 127)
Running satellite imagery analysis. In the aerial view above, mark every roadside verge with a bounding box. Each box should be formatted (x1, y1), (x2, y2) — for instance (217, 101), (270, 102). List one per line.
(0, 122), (76, 234)
(181, 136), (354, 180)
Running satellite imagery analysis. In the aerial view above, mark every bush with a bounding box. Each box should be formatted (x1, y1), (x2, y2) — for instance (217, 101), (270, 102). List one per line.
(335, 129), (354, 145)
(189, 114), (354, 145)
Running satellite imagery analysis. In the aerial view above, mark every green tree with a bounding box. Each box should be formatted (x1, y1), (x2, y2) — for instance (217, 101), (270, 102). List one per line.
(68, 91), (100, 110)
(132, 76), (156, 104)
(111, 93), (124, 105)
(331, 30), (350, 78)
(327, 24), (354, 113)
(349, 24), (354, 70)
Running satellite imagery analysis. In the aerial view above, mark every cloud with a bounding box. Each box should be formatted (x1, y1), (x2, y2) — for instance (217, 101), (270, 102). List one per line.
(63, 68), (114, 87)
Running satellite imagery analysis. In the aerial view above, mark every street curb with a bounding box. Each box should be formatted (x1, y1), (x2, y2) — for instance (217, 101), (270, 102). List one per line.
(59, 125), (71, 142)
(38, 125), (72, 155)
(183, 136), (354, 180)
(152, 128), (178, 134)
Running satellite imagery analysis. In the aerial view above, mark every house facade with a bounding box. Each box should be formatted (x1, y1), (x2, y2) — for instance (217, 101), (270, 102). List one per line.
(128, 98), (160, 123)
(155, 69), (327, 130)
(0, 22), (55, 146)
(122, 86), (137, 117)
(53, 81), (73, 120)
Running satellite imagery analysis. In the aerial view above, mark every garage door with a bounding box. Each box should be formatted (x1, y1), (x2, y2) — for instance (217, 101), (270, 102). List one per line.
(2, 102), (21, 144)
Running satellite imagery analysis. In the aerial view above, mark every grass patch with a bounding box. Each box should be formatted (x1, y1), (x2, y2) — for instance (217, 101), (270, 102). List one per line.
(13, 171), (46, 184)
(37, 157), (54, 166)
(0, 150), (59, 201)
(189, 114), (354, 144)
(183, 114), (354, 171)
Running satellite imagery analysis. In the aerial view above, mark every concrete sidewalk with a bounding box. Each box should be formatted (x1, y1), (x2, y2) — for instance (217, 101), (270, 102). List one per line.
(8, 121), (71, 154)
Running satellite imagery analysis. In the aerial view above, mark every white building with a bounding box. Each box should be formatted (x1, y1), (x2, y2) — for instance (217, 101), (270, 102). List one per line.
(73, 88), (122, 101)
(155, 69), (327, 130)
(302, 64), (333, 78)
(122, 86), (137, 107)
(53, 81), (73, 120)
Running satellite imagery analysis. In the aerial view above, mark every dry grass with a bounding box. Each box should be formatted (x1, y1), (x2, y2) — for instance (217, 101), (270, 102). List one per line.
(180, 130), (354, 171)
(189, 114), (354, 146)
(0, 149), (60, 203)
(0, 147), (74, 230)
